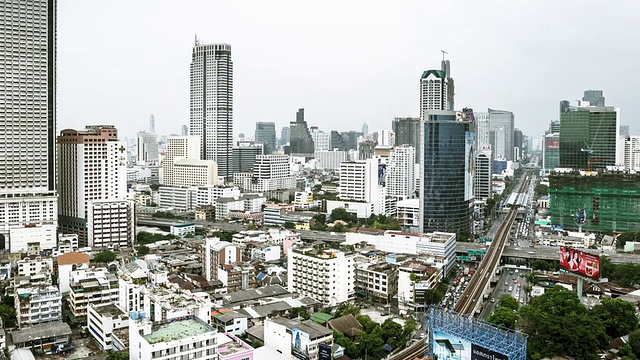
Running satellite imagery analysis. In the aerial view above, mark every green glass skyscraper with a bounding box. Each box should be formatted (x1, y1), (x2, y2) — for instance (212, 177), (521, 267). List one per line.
(559, 104), (618, 170)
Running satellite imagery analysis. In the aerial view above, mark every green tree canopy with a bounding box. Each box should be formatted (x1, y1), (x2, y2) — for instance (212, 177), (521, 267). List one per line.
(380, 318), (404, 349)
(93, 251), (116, 263)
(330, 208), (357, 224)
(519, 286), (607, 359)
(333, 302), (360, 318)
(629, 329), (640, 358)
(591, 297), (638, 339)
(487, 306), (518, 330)
(498, 294), (519, 311)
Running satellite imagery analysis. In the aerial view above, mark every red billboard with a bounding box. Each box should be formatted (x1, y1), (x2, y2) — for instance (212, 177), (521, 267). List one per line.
(546, 139), (559, 150)
(559, 246), (600, 280)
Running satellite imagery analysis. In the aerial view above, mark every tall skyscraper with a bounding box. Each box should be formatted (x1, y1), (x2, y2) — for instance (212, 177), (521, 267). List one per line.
(362, 122), (369, 136)
(149, 114), (156, 134)
(441, 59), (455, 111)
(190, 40), (233, 177)
(583, 90), (605, 107)
(280, 126), (290, 146)
(289, 108), (314, 155)
(392, 117), (421, 162)
(254, 122), (277, 154)
(58, 126), (133, 248)
(136, 131), (159, 165)
(378, 129), (396, 147)
(419, 111), (474, 235)
(181, 125), (189, 136)
(488, 108), (515, 160)
(513, 128), (524, 161)
(387, 145), (416, 200)
(474, 149), (492, 202)
(419, 70), (448, 119)
(0, 0), (58, 252)
(559, 103), (619, 170)
(473, 112), (491, 150)
(232, 142), (263, 174)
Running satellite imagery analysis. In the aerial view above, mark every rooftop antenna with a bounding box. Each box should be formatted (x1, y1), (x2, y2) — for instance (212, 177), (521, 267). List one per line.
(441, 49), (448, 61)
(195, 34), (200, 46)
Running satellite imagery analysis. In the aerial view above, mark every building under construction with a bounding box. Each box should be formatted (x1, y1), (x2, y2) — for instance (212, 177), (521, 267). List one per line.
(549, 170), (640, 232)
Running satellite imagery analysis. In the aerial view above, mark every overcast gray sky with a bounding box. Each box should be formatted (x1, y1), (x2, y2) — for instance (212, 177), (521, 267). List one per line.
(57, 0), (640, 142)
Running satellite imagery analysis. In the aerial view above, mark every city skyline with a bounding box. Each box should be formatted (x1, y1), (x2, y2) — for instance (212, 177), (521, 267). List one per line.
(55, 1), (640, 140)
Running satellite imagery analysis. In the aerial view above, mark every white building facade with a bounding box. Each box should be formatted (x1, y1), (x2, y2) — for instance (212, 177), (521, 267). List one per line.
(287, 247), (355, 306)
(161, 135), (201, 185)
(190, 42), (233, 178)
(387, 145), (416, 200)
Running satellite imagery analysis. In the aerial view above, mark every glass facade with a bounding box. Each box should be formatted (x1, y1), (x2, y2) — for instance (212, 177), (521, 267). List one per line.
(392, 117), (421, 163)
(421, 113), (472, 234)
(559, 106), (618, 170)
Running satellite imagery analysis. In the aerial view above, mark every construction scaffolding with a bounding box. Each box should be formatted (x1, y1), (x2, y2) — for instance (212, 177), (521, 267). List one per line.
(549, 171), (640, 232)
(425, 306), (528, 360)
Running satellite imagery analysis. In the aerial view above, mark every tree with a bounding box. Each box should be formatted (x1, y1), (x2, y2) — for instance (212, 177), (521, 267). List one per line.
(519, 286), (607, 360)
(591, 297), (638, 339)
(283, 221), (296, 229)
(530, 259), (555, 271)
(381, 318), (404, 349)
(137, 245), (150, 256)
(0, 304), (16, 328)
(355, 314), (379, 334)
(498, 294), (519, 311)
(487, 306), (518, 330)
(629, 329), (640, 358)
(534, 184), (549, 197)
(333, 223), (347, 232)
(330, 208), (357, 224)
(290, 307), (311, 320)
(334, 302), (360, 318)
(107, 351), (129, 360)
(93, 251), (116, 263)
(357, 327), (385, 359)
(333, 331), (360, 359)
(402, 317), (417, 339)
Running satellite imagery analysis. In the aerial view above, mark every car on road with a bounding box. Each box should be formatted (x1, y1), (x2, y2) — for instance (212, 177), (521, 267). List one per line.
(504, 282), (508, 286)
(490, 298), (495, 303)
(508, 286), (513, 292)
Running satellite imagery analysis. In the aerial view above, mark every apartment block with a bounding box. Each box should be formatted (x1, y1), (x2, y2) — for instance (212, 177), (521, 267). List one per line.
(129, 314), (218, 360)
(87, 303), (129, 351)
(287, 246), (355, 306)
(355, 262), (398, 304)
(161, 136), (200, 185)
(68, 267), (119, 320)
(87, 199), (135, 248)
(15, 285), (62, 328)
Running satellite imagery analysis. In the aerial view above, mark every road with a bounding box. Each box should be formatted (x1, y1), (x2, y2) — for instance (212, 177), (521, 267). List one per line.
(454, 172), (531, 315)
(480, 267), (530, 319)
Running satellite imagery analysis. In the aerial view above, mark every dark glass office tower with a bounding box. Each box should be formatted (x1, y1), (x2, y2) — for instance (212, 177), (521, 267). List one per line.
(559, 105), (618, 170)
(254, 122), (277, 154)
(420, 111), (474, 235)
(289, 108), (314, 155)
(392, 117), (421, 163)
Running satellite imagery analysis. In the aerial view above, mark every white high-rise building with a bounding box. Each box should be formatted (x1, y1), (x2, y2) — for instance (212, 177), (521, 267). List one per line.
(136, 131), (159, 165)
(387, 145), (416, 200)
(313, 130), (331, 151)
(161, 136), (201, 185)
(338, 159), (379, 203)
(624, 136), (640, 170)
(57, 125), (131, 247)
(474, 112), (491, 149)
(488, 108), (515, 160)
(233, 155), (296, 192)
(0, 0), (58, 253)
(287, 245), (355, 306)
(314, 150), (348, 170)
(419, 69), (448, 119)
(378, 129), (396, 147)
(190, 41), (233, 178)
(474, 149), (492, 202)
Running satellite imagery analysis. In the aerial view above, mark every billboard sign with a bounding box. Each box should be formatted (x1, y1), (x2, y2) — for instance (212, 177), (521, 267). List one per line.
(545, 139), (559, 150)
(464, 131), (476, 201)
(559, 246), (601, 280)
(291, 327), (310, 360)
(433, 331), (509, 360)
(318, 343), (332, 360)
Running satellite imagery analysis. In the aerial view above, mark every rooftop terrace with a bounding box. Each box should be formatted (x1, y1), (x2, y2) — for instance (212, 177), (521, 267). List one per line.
(143, 317), (214, 345)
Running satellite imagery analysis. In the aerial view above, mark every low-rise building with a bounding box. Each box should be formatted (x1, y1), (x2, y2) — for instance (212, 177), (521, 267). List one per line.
(287, 246), (355, 306)
(69, 268), (119, 321)
(212, 310), (249, 336)
(57, 252), (91, 294)
(87, 303), (129, 351)
(345, 230), (457, 276)
(10, 321), (72, 354)
(250, 245), (281, 263)
(15, 285), (62, 328)
(263, 317), (333, 360)
(396, 198), (420, 233)
(355, 262), (398, 304)
(16, 256), (53, 278)
(263, 203), (315, 227)
(129, 314), (218, 360)
(217, 332), (254, 360)
(397, 259), (440, 312)
(170, 222), (196, 237)
(218, 263), (257, 293)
